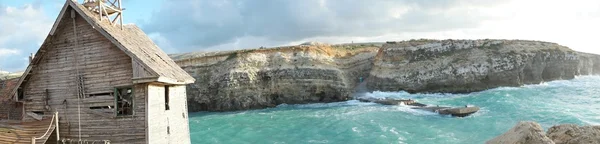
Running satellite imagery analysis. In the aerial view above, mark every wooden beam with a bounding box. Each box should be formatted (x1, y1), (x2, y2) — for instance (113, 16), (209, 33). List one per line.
(103, 6), (112, 25)
(112, 14), (120, 26)
(99, 0), (103, 21)
(50, 2), (70, 35)
(110, 0), (117, 6)
(118, 0), (123, 30)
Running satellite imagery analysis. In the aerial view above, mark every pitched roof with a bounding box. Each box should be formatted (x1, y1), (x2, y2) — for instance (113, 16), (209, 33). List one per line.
(67, 1), (194, 84)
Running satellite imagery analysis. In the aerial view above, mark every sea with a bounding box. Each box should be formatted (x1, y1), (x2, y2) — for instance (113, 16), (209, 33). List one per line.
(188, 76), (600, 144)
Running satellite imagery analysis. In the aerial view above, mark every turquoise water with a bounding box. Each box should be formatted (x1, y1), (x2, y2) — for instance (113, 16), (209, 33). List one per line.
(188, 76), (600, 144)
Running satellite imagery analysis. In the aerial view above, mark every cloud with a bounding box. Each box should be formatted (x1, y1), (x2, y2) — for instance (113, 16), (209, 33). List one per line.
(0, 3), (53, 72)
(142, 0), (600, 55)
(2, 0), (599, 73)
(0, 48), (19, 57)
(142, 0), (506, 52)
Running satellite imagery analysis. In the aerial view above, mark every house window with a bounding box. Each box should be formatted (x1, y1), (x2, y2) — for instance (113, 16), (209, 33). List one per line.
(115, 87), (133, 116)
(87, 92), (113, 98)
(165, 86), (170, 110)
(32, 111), (44, 115)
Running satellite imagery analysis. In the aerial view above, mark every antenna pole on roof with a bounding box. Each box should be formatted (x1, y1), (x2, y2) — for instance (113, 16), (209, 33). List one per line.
(82, 0), (124, 30)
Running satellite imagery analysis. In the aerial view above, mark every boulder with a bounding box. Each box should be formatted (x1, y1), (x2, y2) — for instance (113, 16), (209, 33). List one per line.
(486, 121), (555, 144)
(546, 124), (600, 144)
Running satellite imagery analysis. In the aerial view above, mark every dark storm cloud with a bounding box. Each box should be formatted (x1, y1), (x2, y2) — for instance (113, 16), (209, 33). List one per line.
(142, 0), (506, 52)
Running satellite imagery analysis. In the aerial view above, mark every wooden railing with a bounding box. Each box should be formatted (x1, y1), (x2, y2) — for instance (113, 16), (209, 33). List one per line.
(31, 112), (59, 144)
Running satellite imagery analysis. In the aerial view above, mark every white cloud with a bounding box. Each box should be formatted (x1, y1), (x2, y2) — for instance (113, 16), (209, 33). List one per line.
(0, 3), (52, 72)
(0, 48), (19, 57)
(0, 48), (19, 59)
(457, 0), (600, 54)
(0, 4), (51, 46)
(144, 0), (506, 52)
(143, 0), (600, 55)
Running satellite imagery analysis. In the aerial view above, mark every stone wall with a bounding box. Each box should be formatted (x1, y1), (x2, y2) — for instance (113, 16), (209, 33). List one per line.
(147, 84), (191, 144)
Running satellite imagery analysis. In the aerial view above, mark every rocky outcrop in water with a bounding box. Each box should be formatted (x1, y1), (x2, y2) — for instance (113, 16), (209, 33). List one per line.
(172, 40), (600, 112)
(171, 44), (379, 111)
(487, 121), (600, 144)
(486, 121), (554, 144)
(368, 39), (600, 93)
(546, 124), (600, 144)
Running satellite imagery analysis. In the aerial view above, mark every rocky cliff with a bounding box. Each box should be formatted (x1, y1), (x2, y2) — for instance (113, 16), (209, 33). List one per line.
(171, 44), (379, 111)
(368, 39), (600, 93)
(172, 39), (600, 112)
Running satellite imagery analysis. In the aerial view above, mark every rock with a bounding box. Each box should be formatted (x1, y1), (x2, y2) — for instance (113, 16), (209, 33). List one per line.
(368, 39), (600, 93)
(356, 97), (423, 106)
(486, 121), (555, 144)
(171, 45), (379, 111)
(437, 106), (480, 117)
(169, 39), (600, 112)
(489, 122), (600, 144)
(547, 124), (600, 144)
(299, 41), (329, 46)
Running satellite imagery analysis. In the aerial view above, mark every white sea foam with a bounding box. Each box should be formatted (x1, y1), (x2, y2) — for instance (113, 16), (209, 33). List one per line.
(276, 100), (375, 109)
(352, 127), (361, 133)
(307, 140), (329, 143)
(190, 76), (600, 144)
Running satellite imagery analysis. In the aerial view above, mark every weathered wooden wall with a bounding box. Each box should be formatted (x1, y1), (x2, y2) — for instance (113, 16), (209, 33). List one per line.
(20, 10), (145, 143)
(1, 77), (21, 120)
(147, 84), (191, 144)
(0, 101), (22, 120)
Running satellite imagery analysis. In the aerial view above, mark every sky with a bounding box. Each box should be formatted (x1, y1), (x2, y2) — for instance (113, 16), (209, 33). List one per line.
(0, 0), (599, 72)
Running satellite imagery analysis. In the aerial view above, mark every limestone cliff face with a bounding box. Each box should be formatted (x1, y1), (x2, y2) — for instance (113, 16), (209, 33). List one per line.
(172, 40), (600, 112)
(368, 39), (600, 93)
(171, 45), (378, 111)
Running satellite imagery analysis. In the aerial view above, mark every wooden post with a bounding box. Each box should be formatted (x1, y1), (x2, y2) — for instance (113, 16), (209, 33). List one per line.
(99, 0), (103, 21)
(31, 137), (35, 144)
(55, 111), (60, 142)
(118, 0), (123, 30)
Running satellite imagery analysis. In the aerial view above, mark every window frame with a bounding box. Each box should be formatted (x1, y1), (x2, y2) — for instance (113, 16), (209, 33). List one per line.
(164, 85), (170, 111)
(114, 86), (134, 117)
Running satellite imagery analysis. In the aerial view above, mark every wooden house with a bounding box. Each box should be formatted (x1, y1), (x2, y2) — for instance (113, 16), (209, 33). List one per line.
(2, 0), (195, 143)
(0, 78), (23, 120)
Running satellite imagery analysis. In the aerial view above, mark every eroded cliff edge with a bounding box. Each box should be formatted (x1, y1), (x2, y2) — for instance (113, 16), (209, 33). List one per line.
(171, 44), (379, 111)
(368, 39), (600, 93)
(171, 40), (600, 112)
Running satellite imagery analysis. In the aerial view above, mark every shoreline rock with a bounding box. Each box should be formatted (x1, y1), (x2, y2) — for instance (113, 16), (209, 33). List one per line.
(486, 121), (555, 144)
(487, 121), (600, 144)
(547, 124), (600, 144)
